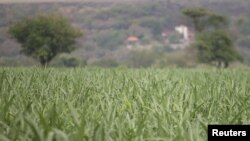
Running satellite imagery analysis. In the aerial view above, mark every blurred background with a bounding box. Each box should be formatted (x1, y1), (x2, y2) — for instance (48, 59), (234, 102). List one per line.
(0, 0), (250, 68)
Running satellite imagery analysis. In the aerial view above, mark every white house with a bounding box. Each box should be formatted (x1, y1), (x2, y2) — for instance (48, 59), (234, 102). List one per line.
(175, 25), (189, 41)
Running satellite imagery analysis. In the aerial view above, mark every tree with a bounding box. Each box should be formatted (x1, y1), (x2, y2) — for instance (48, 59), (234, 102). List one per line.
(183, 8), (228, 32)
(9, 14), (82, 66)
(183, 8), (242, 68)
(182, 8), (209, 32)
(195, 30), (242, 68)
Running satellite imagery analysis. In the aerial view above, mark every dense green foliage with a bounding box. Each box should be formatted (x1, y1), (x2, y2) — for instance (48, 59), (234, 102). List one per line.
(196, 30), (242, 68)
(183, 8), (228, 32)
(183, 8), (242, 68)
(0, 68), (250, 141)
(182, 8), (209, 32)
(9, 14), (82, 66)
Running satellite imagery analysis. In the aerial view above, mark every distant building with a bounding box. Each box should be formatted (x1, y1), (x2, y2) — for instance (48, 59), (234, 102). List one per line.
(127, 36), (140, 43)
(161, 25), (194, 50)
(175, 25), (189, 41)
(126, 36), (140, 49)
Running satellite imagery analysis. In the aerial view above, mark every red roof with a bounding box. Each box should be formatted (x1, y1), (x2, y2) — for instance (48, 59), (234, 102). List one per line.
(127, 36), (139, 42)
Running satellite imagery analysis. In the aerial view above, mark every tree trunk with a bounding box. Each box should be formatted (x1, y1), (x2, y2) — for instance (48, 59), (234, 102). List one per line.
(217, 61), (222, 68)
(224, 61), (229, 68)
(39, 55), (54, 67)
(40, 57), (48, 67)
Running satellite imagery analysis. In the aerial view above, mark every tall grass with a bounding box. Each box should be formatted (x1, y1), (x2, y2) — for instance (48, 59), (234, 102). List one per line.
(0, 68), (250, 141)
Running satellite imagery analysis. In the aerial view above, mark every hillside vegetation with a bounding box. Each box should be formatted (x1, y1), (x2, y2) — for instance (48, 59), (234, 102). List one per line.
(0, 0), (250, 67)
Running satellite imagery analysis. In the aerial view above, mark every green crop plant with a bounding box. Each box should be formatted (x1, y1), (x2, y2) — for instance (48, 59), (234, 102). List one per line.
(0, 68), (250, 141)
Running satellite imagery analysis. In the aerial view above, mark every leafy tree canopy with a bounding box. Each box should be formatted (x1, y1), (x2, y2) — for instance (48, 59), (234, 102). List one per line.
(183, 8), (228, 32)
(195, 30), (242, 68)
(9, 14), (82, 66)
(183, 8), (242, 68)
